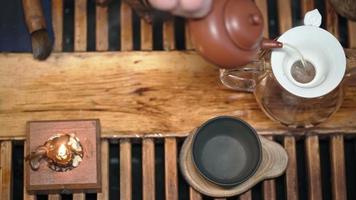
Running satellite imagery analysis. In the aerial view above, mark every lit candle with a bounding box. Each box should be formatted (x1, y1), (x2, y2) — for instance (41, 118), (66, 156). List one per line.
(57, 144), (68, 160)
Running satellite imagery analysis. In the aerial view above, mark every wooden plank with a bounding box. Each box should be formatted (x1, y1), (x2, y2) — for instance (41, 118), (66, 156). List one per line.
(52, 0), (63, 52)
(97, 140), (109, 200)
(165, 138), (178, 200)
(185, 22), (194, 50)
(305, 136), (322, 200)
(120, 139), (132, 200)
(330, 135), (346, 200)
(263, 136), (276, 200)
(121, 2), (133, 51)
(239, 190), (252, 200)
(96, 5), (109, 51)
(1, 141), (12, 200)
(255, 0), (269, 37)
(325, 0), (340, 39)
(163, 19), (175, 50)
(74, 0), (87, 51)
(284, 136), (298, 200)
(277, 0), (292, 33)
(73, 193), (86, 200)
(1, 50), (356, 139)
(300, 0), (314, 15)
(142, 138), (155, 200)
(348, 21), (356, 48)
(23, 141), (36, 200)
(140, 19), (153, 50)
(189, 187), (202, 200)
(48, 195), (61, 200)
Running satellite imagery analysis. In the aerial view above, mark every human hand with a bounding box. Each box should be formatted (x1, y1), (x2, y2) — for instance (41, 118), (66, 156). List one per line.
(148, 0), (212, 18)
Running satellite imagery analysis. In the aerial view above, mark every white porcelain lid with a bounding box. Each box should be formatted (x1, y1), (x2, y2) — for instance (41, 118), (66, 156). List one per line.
(271, 10), (346, 98)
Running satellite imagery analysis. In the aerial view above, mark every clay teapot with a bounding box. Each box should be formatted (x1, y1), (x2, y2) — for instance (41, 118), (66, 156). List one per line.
(329, 0), (356, 21)
(188, 0), (282, 69)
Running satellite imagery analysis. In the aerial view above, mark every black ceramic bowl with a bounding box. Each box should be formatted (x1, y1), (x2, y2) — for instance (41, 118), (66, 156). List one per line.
(192, 116), (262, 187)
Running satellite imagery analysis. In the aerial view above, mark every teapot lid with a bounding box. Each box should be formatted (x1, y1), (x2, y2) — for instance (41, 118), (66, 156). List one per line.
(224, 0), (264, 50)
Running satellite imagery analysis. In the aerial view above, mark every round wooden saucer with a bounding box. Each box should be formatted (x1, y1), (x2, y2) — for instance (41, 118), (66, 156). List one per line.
(179, 133), (288, 197)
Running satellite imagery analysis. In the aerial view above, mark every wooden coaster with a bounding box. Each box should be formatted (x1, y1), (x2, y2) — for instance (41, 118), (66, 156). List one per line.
(179, 133), (288, 197)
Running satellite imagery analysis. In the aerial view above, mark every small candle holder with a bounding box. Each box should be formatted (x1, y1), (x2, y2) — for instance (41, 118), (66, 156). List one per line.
(27, 133), (84, 172)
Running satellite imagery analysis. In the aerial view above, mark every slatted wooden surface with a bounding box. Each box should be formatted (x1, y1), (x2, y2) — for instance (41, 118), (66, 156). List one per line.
(1, 0), (356, 199)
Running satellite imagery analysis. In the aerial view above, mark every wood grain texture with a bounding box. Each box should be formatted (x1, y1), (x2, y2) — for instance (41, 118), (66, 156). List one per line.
(300, 0), (314, 15)
(330, 135), (346, 200)
(142, 138), (155, 200)
(284, 136), (298, 200)
(140, 19), (152, 50)
(239, 190), (252, 200)
(120, 139), (132, 200)
(189, 187), (202, 200)
(1, 50), (356, 139)
(255, 0), (269, 37)
(305, 136), (322, 200)
(73, 193), (86, 200)
(121, 2), (133, 51)
(23, 141), (36, 200)
(185, 22), (194, 50)
(325, 0), (340, 39)
(277, 0), (292, 33)
(1, 141), (12, 200)
(48, 194), (61, 200)
(165, 138), (178, 200)
(52, 0), (63, 52)
(163, 19), (175, 50)
(96, 6), (109, 51)
(97, 140), (109, 200)
(74, 0), (87, 51)
(348, 21), (356, 48)
(263, 136), (276, 200)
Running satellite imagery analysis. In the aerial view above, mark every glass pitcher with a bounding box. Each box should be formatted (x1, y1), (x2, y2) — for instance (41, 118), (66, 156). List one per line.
(219, 57), (355, 128)
(220, 9), (356, 128)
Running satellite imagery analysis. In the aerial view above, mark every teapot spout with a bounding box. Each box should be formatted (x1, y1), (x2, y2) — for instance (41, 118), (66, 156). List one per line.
(261, 39), (283, 49)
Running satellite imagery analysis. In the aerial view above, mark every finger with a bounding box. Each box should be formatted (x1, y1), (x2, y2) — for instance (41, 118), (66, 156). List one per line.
(148, 0), (179, 11)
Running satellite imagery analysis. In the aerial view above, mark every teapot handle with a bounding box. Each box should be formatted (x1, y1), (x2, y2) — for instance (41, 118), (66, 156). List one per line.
(219, 61), (265, 92)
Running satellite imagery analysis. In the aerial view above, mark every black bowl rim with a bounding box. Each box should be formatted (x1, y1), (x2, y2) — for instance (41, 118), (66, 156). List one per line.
(191, 116), (262, 187)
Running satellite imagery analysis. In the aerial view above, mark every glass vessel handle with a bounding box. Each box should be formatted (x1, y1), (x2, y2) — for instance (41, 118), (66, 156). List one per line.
(219, 62), (264, 92)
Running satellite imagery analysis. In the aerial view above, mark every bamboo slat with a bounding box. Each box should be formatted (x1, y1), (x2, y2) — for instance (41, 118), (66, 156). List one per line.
(185, 22), (194, 50)
(330, 135), (346, 200)
(121, 2), (133, 51)
(163, 19), (175, 50)
(74, 0), (87, 51)
(52, 0), (63, 52)
(189, 187), (202, 200)
(284, 136), (298, 200)
(263, 136), (276, 200)
(325, 0), (340, 39)
(255, 0), (269, 37)
(165, 138), (178, 200)
(142, 139), (155, 200)
(300, 0), (314, 15)
(140, 19), (153, 50)
(120, 139), (132, 200)
(96, 5), (109, 51)
(239, 190), (252, 200)
(277, 0), (292, 33)
(48, 194), (61, 200)
(73, 193), (86, 200)
(305, 136), (322, 200)
(1, 51), (356, 139)
(0, 141), (12, 200)
(97, 140), (109, 200)
(348, 21), (356, 48)
(23, 141), (36, 200)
